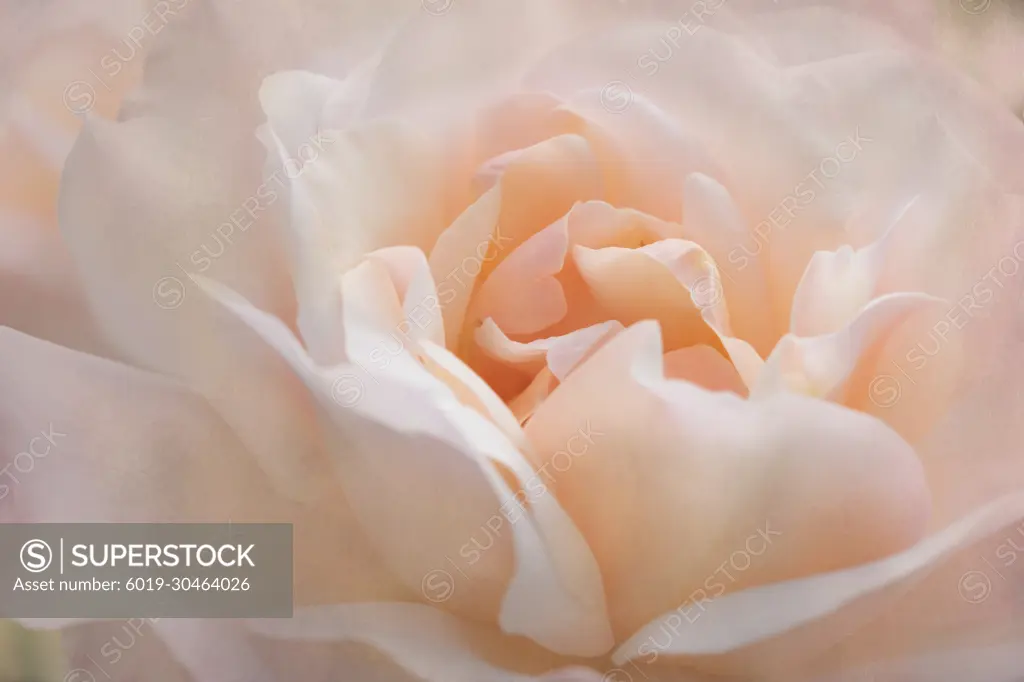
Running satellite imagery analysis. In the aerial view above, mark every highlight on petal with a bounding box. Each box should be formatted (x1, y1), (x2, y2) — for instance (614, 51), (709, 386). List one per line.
(790, 239), (888, 338)
(752, 292), (947, 402)
(525, 321), (930, 641)
(0, 325), (406, 624)
(682, 172), (776, 354)
(248, 603), (589, 681)
(572, 239), (722, 351)
(429, 134), (602, 349)
(196, 277), (614, 657)
(475, 318), (623, 382)
(58, 112), (336, 502)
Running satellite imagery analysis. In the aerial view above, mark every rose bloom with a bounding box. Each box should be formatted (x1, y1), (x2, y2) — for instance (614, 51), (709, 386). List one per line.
(4, 1), (1024, 681)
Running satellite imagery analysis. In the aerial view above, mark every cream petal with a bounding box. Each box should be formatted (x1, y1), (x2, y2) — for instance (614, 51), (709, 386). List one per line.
(258, 68), (459, 362)
(613, 493), (1024, 676)
(805, 638), (1024, 682)
(256, 69), (369, 363)
(0, 211), (111, 356)
(525, 321), (930, 640)
(883, 308), (1024, 526)
(148, 620), (276, 682)
(360, 0), (622, 119)
(559, 94), (723, 222)
(662, 345), (747, 396)
(682, 173), (776, 354)
(369, 246), (446, 349)
(708, 1), (936, 65)
(572, 240), (722, 351)
(418, 340), (527, 451)
(703, 321), (765, 390)
(0, 326), (277, 524)
(428, 187), (504, 349)
(564, 200), (678, 248)
(472, 217), (570, 335)
(0, 327), (405, 616)
(509, 368), (560, 425)
(476, 319), (623, 382)
(546, 322), (624, 380)
(248, 604), (583, 681)
(526, 18), (1024, 328)
(431, 134), (603, 346)
(60, 602), (585, 682)
(478, 134), (604, 280)
(198, 279), (614, 657)
(119, 0), (413, 121)
(753, 292), (948, 402)
(58, 113), (336, 501)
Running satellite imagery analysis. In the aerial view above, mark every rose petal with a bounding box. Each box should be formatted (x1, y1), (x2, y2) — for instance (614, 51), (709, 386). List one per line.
(662, 345), (747, 396)
(432, 133), (602, 348)
(525, 321), (930, 639)
(752, 292), (948, 402)
(472, 216), (570, 335)
(682, 173), (777, 354)
(0, 327), (406, 620)
(249, 603), (586, 681)
(59, 113), (336, 501)
(476, 318), (623, 382)
(198, 278), (614, 657)
(613, 492), (1024, 676)
(572, 240), (721, 351)
(0, 211), (111, 356)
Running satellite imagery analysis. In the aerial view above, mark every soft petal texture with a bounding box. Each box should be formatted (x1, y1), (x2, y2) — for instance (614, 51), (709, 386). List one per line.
(7, 0), (1024, 680)
(0, 327), (408, 611)
(524, 322), (931, 640)
(0, 0), (148, 353)
(197, 276), (614, 657)
(612, 492), (1024, 675)
(752, 293), (948, 402)
(58, 113), (339, 500)
(248, 604), (586, 681)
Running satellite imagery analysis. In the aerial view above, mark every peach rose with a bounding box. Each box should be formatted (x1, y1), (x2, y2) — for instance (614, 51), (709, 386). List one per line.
(4, 1), (1024, 681)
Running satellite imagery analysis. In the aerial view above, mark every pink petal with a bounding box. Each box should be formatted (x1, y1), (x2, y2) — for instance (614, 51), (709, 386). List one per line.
(525, 321), (930, 641)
